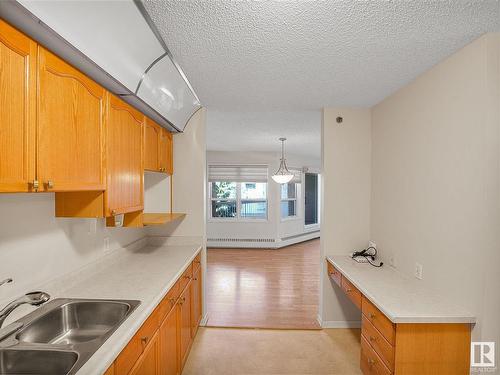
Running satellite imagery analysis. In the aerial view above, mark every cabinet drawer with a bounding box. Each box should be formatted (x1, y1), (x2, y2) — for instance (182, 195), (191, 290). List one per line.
(327, 262), (341, 287)
(362, 315), (394, 371)
(179, 264), (193, 292)
(192, 253), (201, 272)
(115, 307), (160, 375)
(157, 281), (180, 325)
(341, 276), (362, 309)
(362, 296), (395, 345)
(361, 335), (392, 375)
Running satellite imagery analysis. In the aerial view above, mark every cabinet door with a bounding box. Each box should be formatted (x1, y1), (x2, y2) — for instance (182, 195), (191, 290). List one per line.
(159, 304), (179, 375)
(144, 118), (160, 172)
(158, 129), (173, 174)
(37, 47), (105, 192)
(0, 20), (36, 192)
(179, 285), (192, 369)
(190, 266), (202, 338)
(129, 332), (159, 375)
(106, 95), (144, 216)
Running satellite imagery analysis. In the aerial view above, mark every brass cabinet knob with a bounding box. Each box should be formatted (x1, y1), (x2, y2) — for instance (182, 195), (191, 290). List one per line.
(46, 180), (54, 189)
(368, 358), (375, 365)
(369, 336), (377, 342)
(30, 180), (39, 191)
(369, 313), (376, 319)
(141, 336), (149, 345)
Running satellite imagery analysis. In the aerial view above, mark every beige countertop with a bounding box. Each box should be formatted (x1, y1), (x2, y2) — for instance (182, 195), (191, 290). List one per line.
(327, 255), (475, 324)
(2, 241), (202, 375)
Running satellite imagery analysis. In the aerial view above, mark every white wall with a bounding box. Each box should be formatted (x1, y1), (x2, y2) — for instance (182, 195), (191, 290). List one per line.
(206, 151), (320, 247)
(147, 107), (208, 323)
(320, 108), (372, 326)
(0, 193), (145, 303)
(371, 33), (500, 350)
(0, 108), (207, 318)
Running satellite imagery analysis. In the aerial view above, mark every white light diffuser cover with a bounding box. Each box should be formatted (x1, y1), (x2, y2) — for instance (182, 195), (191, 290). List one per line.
(18, 0), (201, 130)
(271, 173), (294, 184)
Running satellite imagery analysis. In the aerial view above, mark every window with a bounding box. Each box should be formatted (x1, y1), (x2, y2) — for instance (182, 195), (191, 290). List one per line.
(241, 182), (267, 219)
(208, 165), (268, 220)
(211, 182), (237, 218)
(281, 182), (298, 219)
(210, 182), (267, 220)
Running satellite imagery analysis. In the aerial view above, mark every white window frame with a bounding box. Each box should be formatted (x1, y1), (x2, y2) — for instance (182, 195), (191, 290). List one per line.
(280, 182), (299, 221)
(209, 181), (268, 222)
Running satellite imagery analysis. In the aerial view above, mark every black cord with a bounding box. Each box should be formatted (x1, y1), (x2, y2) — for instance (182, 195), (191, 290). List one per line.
(352, 246), (383, 267)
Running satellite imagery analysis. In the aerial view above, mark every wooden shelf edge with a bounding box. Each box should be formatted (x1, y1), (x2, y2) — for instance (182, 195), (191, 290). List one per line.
(142, 213), (186, 226)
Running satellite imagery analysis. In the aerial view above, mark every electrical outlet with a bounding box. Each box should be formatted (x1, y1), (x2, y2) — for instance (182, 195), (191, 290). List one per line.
(104, 237), (110, 252)
(389, 254), (396, 267)
(415, 262), (423, 280)
(368, 240), (376, 249)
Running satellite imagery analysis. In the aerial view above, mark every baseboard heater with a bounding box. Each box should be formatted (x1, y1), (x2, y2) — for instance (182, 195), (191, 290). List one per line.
(281, 230), (320, 241)
(207, 238), (275, 244)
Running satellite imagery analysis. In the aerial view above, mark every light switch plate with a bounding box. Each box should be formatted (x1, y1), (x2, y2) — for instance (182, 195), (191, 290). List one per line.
(415, 262), (423, 280)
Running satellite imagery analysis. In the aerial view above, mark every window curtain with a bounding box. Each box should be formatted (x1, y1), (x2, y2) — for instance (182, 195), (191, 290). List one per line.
(208, 165), (268, 182)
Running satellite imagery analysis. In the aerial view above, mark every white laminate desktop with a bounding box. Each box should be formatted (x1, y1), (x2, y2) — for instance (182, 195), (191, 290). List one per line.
(327, 256), (475, 324)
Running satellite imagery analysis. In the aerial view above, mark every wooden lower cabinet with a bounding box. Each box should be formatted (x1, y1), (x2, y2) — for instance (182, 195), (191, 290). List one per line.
(190, 266), (202, 338)
(129, 332), (160, 375)
(327, 260), (472, 375)
(179, 284), (193, 369)
(113, 257), (202, 375)
(159, 305), (179, 375)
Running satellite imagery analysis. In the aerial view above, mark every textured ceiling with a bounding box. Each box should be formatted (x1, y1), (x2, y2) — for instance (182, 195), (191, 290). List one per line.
(144, 0), (500, 111)
(206, 110), (321, 161)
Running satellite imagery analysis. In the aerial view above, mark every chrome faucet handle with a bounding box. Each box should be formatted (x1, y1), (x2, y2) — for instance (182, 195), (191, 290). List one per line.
(0, 279), (12, 288)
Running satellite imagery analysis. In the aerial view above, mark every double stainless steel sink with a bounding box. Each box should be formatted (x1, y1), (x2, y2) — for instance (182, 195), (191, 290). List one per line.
(0, 298), (140, 374)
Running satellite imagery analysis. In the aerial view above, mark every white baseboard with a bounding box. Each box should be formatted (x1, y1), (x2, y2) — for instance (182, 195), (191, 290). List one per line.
(317, 314), (361, 328)
(207, 231), (320, 249)
(322, 321), (361, 328)
(276, 231), (320, 248)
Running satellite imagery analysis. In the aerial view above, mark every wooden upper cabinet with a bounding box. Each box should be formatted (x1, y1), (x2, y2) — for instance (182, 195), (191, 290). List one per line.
(0, 20), (36, 192)
(105, 95), (144, 216)
(144, 119), (160, 172)
(144, 118), (173, 174)
(37, 47), (105, 192)
(159, 128), (173, 175)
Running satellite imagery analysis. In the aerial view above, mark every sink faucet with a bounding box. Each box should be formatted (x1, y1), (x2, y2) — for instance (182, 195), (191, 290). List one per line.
(0, 290), (50, 328)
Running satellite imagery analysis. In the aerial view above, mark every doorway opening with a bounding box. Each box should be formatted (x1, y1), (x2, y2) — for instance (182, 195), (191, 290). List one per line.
(304, 173), (319, 226)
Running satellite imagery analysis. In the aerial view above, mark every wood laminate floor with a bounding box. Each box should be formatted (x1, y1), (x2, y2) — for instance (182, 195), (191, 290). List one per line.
(182, 327), (362, 375)
(206, 239), (320, 329)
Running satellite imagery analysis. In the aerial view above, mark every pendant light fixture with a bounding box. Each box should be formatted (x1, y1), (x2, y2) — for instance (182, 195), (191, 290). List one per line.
(272, 137), (294, 184)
